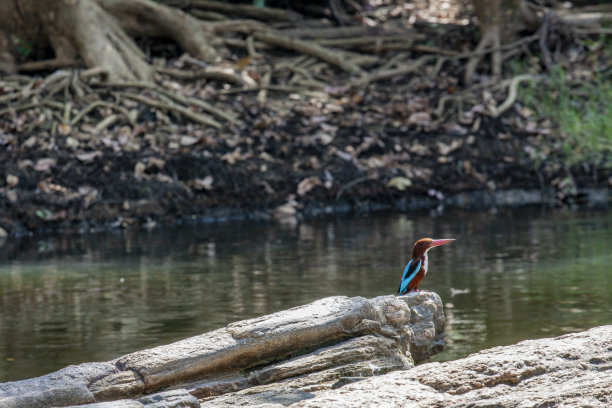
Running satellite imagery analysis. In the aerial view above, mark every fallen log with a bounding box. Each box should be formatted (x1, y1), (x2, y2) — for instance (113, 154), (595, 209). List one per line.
(0, 292), (445, 408)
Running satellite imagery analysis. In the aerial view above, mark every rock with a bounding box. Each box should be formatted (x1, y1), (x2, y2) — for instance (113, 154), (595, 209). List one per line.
(291, 325), (612, 407)
(137, 389), (200, 408)
(67, 401), (143, 408)
(0, 293), (444, 408)
(195, 335), (410, 406)
(115, 293), (443, 392)
(184, 294), (443, 407)
(63, 389), (199, 408)
(0, 362), (118, 408)
(89, 370), (145, 401)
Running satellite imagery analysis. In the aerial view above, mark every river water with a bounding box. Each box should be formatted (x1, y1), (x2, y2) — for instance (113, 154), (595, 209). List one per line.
(1, 207), (611, 382)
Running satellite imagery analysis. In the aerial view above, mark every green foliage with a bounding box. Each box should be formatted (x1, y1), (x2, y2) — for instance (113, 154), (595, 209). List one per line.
(520, 65), (612, 167)
(35, 209), (55, 220)
(11, 35), (33, 57)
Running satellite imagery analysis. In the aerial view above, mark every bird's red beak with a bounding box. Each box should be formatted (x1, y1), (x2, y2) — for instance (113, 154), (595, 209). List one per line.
(430, 239), (455, 247)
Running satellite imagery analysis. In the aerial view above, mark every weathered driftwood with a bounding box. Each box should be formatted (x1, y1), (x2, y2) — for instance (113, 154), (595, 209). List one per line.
(0, 292), (445, 408)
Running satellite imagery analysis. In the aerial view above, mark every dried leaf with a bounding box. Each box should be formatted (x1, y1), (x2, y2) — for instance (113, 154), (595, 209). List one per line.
(78, 186), (99, 209)
(134, 162), (147, 179)
(6, 189), (17, 203)
(58, 122), (71, 136)
(408, 112), (431, 126)
(436, 140), (463, 156)
(366, 157), (385, 168)
(65, 137), (79, 148)
(147, 157), (165, 170)
(23, 136), (37, 148)
(259, 152), (274, 162)
(234, 56), (251, 71)
(18, 160), (34, 169)
(34, 158), (57, 172)
(446, 123), (468, 136)
(156, 174), (173, 183)
(297, 177), (321, 196)
(408, 143), (429, 156)
(315, 132), (333, 145)
(387, 177), (412, 191)
(76, 151), (103, 162)
(516, 106), (533, 119)
(180, 135), (199, 146)
(221, 149), (242, 165)
(6, 174), (18, 188)
(192, 176), (213, 191)
(78, 185), (97, 196)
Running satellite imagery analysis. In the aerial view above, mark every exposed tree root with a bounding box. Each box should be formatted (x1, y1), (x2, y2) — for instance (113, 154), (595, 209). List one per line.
(158, 0), (303, 22)
(157, 66), (253, 87)
(99, 0), (220, 63)
(354, 56), (433, 86)
(71, 101), (133, 127)
(253, 31), (362, 74)
(465, 26), (502, 82)
(118, 91), (221, 128)
(461, 31), (540, 82)
(56, 0), (154, 81)
(280, 26), (407, 40)
(0, 67), (242, 135)
(466, 0), (541, 82)
(97, 81), (243, 126)
(490, 74), (541, 117)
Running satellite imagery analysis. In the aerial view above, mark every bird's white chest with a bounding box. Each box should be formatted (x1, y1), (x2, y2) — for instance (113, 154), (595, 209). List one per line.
(423, 254), (429, 275)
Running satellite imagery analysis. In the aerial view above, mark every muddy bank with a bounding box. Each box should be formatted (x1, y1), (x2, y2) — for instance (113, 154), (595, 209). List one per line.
(2, 109), (611, 238)
(2, 77), (610, 238)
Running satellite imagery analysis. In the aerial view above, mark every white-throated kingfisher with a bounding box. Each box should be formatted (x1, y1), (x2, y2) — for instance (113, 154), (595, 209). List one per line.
(398, 238), (454, 295)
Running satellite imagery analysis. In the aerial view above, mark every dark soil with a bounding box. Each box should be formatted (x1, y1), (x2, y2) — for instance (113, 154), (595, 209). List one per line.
(1, 1), (611, 238)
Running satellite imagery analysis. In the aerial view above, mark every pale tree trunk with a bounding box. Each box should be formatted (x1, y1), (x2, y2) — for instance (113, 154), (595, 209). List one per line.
(466, 0), (539, 82)
(0, 0), (220, 81)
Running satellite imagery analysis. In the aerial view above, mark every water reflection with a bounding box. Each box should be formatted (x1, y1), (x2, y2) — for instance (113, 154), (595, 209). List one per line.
(1, 208), (611, 381)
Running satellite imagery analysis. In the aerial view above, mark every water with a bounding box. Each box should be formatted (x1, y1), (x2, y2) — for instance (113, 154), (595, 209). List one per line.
(1, 208), (611, 382)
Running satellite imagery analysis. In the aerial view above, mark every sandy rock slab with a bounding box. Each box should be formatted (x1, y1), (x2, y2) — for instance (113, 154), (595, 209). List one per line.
(291, 325), (612, 408)
(0, 292), (444, 408)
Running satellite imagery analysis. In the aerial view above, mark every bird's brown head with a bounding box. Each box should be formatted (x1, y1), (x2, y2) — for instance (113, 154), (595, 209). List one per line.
(412, 238), (454, 258)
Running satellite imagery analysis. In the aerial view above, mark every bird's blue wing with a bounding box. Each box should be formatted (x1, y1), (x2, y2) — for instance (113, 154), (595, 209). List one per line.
(398, 259), (422, 295)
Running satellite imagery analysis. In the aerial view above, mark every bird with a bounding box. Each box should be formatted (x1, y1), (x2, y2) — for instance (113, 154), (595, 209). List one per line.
(398, 238), (454, 295)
